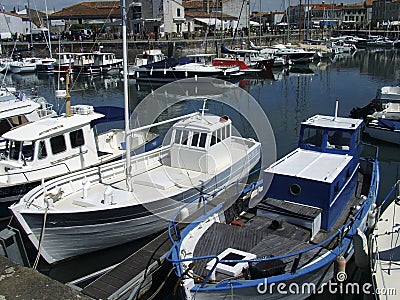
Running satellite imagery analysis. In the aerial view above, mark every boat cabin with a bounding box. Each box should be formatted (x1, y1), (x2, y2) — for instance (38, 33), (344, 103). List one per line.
(0, 105), (105, 172)
(170, 114), (232, 174)
(134, 49), (165, 67)
(263, 115), (364, 232)
(0, 95), (56, 138)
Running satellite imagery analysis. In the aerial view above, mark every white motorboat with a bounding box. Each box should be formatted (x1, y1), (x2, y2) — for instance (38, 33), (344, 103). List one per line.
(376, 85), (400, 103)
(9, 3), (261, 265)
(0, 103), (160, 219)
(134, 57), (225, 82)
(10, 109), (261, 264)
(127, 49), (165, 76)
(364, 102), (400, 144)
(0, 87), (56, 146)
(9, 57), (39, 73)
(265, 44), (316, 63)
(369, 180), (400, 300)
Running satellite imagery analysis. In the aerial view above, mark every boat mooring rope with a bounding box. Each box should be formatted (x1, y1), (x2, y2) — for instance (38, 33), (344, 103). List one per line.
(33, 206), (49, 269)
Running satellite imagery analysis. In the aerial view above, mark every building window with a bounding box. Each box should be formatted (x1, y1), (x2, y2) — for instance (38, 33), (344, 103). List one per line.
(177, 8), (181, 17)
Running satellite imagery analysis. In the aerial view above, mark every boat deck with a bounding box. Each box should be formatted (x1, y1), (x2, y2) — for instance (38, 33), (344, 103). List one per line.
(192, 216), (326, 281)
(54, 146), (249, 210)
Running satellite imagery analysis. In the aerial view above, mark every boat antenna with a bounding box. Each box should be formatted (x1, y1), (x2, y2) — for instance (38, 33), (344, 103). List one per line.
(201, 99), (207, 118)
(121, 0), (132, 191)
(334, 97), (339, 120)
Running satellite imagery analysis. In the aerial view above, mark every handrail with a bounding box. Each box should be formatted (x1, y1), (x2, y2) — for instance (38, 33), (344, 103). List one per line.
(167, 167), (261, 244)
(168, 170), (372, 284)
(378, 180), (400, 211)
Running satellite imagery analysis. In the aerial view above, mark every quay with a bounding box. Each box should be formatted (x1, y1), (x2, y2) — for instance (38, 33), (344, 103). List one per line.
(0, 255), (90, 299)
(2, 28), (399, 59)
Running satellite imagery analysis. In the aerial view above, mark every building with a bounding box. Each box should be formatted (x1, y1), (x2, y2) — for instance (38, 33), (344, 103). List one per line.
(0, 10), (39, 40)
(129, 0), (186, 36)
(341, 1), (372, 29)
(372, 0), (400, 28)
(48, 1), (121, 32)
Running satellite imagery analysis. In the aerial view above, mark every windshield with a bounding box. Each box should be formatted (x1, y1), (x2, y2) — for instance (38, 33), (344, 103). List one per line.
(6, 140), (35, 162)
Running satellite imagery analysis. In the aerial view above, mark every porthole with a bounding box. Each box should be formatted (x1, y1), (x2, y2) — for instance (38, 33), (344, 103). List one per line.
(290, 184), (301, 196)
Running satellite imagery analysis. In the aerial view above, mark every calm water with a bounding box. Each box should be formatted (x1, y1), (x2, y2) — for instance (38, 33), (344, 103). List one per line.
(1, 49), (399, 286)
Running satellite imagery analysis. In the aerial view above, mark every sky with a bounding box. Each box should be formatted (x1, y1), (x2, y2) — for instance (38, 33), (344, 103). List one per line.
(3, 0), (360, 13)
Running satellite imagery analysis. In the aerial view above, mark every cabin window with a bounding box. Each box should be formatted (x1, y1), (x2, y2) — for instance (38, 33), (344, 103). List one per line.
(302, 128), (323, 147)
(191, 132), (200, 146)
(181, 130), (189, 145)
(21, 141), (35, 162)
(70, 129), (85, 148)
(199, 133), (207, 148)
(174, 129), (182, 144)
(50, 135), (67, 155)
(38, 141), (47, 160)
(226, 124), (231, 138)
(177, 8), (181, 17)
(327, 130), (351, 150)
(210, 130), (221, 146)
(0, 119), (12, 135)
(8, 141), (21, 161)
(289, 184), (301, 196)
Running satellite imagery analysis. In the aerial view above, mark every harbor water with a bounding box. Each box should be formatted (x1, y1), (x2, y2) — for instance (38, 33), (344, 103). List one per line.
(1, 48), (399, 297)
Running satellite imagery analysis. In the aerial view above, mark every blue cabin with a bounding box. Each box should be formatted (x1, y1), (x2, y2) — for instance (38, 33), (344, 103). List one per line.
(263, 115), (364, 232)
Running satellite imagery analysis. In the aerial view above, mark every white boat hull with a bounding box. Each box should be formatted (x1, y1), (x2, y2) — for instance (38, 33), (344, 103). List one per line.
(12, 137), (260, 264)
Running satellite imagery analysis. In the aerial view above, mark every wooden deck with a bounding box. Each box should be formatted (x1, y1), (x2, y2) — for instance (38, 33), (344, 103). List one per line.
(192, 218), (324, 280)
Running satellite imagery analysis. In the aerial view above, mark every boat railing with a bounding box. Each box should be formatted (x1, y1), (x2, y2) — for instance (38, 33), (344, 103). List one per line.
(168, 168), (262, 243)
(369, 180), (400, 293)
(167, 178), (371, 285)
(167, 202), (363, 287)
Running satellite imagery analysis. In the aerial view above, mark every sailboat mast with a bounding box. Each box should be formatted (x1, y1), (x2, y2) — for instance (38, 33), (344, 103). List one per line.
(299, 0), (302, 42)
(28, 0), (33, 50)
(44, 0), (52, 58)
(121, 0), (132, 191)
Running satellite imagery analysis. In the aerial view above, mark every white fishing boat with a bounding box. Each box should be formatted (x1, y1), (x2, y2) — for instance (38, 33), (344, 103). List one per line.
(9, 2), (261, 265)
(0, 102), (160, 219)
(0, 88), (56, 147)
(369, 180), (400, 300)
(376, 85), (400, 103)
(9, 57), (39, 73)
(167, 108), (379, 299)
(9, 107), (261, 264)
(127, 49), (165, 76)
(364, 102), (400, 144)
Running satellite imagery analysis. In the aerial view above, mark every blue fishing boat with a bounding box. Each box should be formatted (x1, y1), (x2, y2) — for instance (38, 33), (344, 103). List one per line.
(167, 107), (379, 299)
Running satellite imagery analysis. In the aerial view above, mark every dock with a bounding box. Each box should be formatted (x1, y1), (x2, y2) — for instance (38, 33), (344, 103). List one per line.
(0, 255), (90, 300)
(75, 184), (249, 299)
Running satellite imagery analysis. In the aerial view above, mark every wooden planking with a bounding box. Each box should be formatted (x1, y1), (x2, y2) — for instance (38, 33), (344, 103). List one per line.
(258, 198), (322, 220)
(244, 215), (311, 242)
(192, 221), (324, 280)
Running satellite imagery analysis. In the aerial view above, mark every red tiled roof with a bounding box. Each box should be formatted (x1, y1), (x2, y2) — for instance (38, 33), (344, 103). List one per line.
(50, 1), (121, 19)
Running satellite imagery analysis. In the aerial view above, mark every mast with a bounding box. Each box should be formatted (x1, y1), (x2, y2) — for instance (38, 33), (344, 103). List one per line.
(44, 0), (52, 58)
(121, 0), (132, 191)
(28, 0), (33, 50)
(298, 0), (302, 43)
